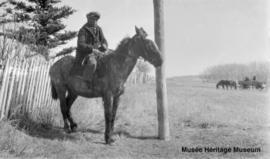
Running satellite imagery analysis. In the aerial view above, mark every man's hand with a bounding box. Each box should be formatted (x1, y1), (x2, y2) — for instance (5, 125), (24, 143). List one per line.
(92, 49), (104, 58)
(92, 49), (102, 54)
(98, 43), (107, 52)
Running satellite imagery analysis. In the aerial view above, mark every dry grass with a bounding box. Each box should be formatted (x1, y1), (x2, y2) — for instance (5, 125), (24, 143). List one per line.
(0, 76), (269, 158)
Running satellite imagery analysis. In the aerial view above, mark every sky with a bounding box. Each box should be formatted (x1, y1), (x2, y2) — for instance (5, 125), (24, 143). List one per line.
(61, 0), (269, 77)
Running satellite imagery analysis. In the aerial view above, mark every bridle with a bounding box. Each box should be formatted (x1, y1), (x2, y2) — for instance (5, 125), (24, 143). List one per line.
(127, 36), (151, 61)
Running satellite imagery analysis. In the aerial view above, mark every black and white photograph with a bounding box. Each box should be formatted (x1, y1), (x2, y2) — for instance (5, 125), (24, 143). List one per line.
(0, 0), (269, 158)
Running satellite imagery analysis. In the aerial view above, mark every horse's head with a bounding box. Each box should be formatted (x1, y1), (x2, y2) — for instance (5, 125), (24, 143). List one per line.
(129, 26), (162, 67)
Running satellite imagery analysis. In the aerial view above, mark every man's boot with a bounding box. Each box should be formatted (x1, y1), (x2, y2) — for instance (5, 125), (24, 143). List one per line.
(82, 61), (96, 89)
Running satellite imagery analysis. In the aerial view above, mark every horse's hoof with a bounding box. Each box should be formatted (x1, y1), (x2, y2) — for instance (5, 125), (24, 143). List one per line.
(64, 126), (71, 134)
(70, 124), (78, 132)
(64, 129), (71, 134)
(105, 138), (115, 145)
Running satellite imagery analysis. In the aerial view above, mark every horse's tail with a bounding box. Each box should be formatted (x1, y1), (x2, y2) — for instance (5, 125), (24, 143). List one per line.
(50, 80), (58, 100)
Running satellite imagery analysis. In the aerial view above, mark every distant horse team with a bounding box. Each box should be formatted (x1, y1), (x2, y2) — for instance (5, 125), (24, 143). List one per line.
(216, 80), (237, 90)
(216, 76), (266, 90)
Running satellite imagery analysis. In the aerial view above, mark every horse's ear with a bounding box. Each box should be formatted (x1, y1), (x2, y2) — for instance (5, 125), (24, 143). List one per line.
(140, 27), (148, 37)
(135, 26), (140, 34)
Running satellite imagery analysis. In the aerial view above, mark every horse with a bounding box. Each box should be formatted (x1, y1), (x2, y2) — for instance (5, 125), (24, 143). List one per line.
(216, 80), (237, 90)
(216, 80), (229, 89)
(49, 26), (162, 144)
(228, 80), (237, 89)
(216, 80), (225, 89)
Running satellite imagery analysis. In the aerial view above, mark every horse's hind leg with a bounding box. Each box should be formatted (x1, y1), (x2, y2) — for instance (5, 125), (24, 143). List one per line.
(66, 91), (78, 132)
(57, 87), (70, 133)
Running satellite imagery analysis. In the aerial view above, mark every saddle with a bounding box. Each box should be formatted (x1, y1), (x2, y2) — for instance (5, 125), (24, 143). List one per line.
(70, 50), (112, 80)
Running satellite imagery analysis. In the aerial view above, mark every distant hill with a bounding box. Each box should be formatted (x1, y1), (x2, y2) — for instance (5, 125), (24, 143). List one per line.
(168, 75), (200, 83)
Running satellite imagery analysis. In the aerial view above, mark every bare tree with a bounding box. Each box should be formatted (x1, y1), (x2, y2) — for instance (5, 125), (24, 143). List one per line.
(200, 62), (270, 82)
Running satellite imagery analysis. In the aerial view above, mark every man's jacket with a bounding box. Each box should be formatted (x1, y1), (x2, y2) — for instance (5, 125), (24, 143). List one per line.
(76, 23), (108, 64)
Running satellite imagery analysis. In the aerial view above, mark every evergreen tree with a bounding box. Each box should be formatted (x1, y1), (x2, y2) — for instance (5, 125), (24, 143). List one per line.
(1, 0), (77, 59)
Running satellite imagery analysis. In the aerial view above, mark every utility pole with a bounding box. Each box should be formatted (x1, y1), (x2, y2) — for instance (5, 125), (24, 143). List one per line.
(153, 0), (170, 140)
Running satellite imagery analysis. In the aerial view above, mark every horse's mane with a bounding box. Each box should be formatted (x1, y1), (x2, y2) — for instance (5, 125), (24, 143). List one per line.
(113, 37), (131, 55)
(102, 36), (132, 61)
(95, 36), (133, 77)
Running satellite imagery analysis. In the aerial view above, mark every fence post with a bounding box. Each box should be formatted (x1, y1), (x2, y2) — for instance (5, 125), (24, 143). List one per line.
(5, 59), (17, 118)
(0, 59), (10, 119)
(26, 59), (36, 111)
(15, 59), (24, 106)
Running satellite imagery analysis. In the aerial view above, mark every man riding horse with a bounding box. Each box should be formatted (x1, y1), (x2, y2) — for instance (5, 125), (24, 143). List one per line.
(71, 11), (108, 84)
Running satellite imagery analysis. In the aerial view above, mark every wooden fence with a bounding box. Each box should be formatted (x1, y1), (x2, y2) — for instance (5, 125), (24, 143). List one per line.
(0, 57), (152, 120)
(0, 58), (58, 120)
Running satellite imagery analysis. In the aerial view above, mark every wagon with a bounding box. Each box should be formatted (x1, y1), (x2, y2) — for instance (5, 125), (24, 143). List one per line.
(238, 80), (266, 90)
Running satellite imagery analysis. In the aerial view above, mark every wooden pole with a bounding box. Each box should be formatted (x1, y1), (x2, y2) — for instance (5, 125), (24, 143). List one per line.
(44, 63), (52, 107)
(20, 60), (28, 106)
(16, 60), (25, 105)
(0, 59), (10, 119)
(5, 59), (17, 118)
(1, 59), (13, 119)
(153, 0), (170, 140)
(39, 63), (48, 107)
(26, 59), (36, 111)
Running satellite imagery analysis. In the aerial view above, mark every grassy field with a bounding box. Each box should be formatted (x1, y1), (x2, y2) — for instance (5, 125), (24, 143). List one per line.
(0, 76), (269, 159)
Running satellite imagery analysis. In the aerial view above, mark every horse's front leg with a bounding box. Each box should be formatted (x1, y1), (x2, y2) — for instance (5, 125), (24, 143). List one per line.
(103, 93), (114, 144)
(111, 96), (120, 133)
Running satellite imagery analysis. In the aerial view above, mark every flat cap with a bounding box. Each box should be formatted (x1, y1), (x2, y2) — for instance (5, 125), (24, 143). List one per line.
(86, 11), (100, 20)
